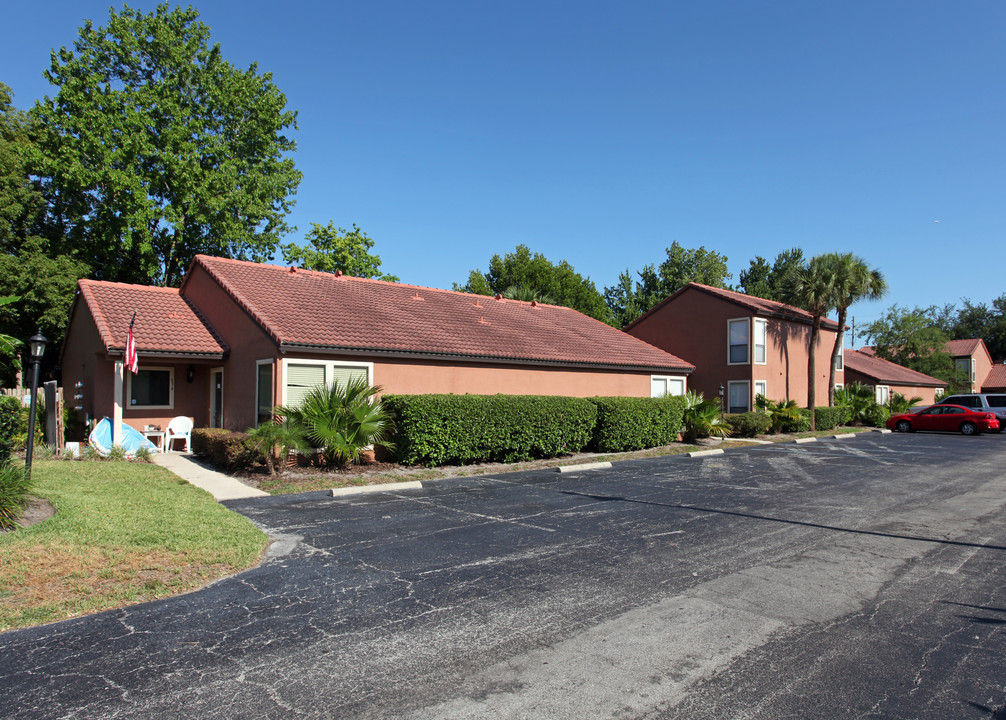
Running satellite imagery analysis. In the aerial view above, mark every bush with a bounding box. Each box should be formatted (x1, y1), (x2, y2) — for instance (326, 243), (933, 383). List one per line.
(681, 392), (731, 443)
(0, 461), (31, 530)
(384, 394), (597, 466)
(590, 396), (686, 452)
(0, 396), (20, 464)
(278, 378), (393, 469)
(727, 412), (772, 438)
(862, 404), (890, 428)
(192, 428), (256, 471)
(813, 406), (849, 431)
(780, 408), (813, 433)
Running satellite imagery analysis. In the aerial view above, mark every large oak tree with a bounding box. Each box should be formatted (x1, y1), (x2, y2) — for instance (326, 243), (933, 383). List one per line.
(31, 3), (302, 286)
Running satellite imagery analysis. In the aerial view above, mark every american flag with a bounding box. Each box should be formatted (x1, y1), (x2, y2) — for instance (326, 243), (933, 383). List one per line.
(125, 312), (138, 374)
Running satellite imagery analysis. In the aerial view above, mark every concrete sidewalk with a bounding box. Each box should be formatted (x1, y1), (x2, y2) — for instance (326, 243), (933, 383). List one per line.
(152, 452), (269, 501)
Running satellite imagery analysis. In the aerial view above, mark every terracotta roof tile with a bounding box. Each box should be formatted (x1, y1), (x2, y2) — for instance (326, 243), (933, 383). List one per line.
(77, 280), (228, 356)
(945, 338), (983, 357)
(844, 349), (945, 387)
(982, 364), (1006, 390)
(626, 282), (841, 331)
(187, 255), (694, 373)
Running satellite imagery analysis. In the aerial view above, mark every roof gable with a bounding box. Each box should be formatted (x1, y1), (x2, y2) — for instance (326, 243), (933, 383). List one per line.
(184, 255), (694, 373)
(75, 280), (228, 357)
(625, 282), (841, 332)
(844, 349), (945, 387)
(945, 338), (989, 360)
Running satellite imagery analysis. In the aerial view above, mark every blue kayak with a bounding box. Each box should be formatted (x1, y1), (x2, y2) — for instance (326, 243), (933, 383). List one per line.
(88, 417), (158, 457)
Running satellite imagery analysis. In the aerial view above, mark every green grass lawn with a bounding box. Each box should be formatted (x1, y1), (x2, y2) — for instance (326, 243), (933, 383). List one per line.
(0, 460), (267, 632)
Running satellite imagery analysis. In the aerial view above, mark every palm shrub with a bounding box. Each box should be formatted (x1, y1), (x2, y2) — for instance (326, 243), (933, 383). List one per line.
(681, 391), (731, 443)
(834, 383), (877, 425)
(245, 418), (306, 475)
(754, 395), (804, 433)
(279, 377), (394, 469)
(887, 392), (922, 415)
(0, 461), (31, 530)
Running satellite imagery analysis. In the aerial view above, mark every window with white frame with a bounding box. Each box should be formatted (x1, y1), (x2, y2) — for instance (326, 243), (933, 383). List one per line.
(728, 319), (749, 365)
(651, 376), (686, 398)
(955, 357), (976, 382)
(753, 318), (767, 364)
(875, 385), (890, 405)
(728, 380), (750, 413)
(834, 383), (844, 392)
(128, 366), (173, 408)
(834, 344), (844, 371)
(754, 380), (767, 401)
(935, 387), (945, 399)
(256, 360), (274, 426)
(282, 359), (372, 408)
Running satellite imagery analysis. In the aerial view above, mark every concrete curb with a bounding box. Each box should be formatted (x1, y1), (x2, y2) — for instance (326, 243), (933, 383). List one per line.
(687, 449), (724, 457)
(830, 434), (854, 440)
(872, 428), (893, 434)
(331, 480), (424, 497)
(556, 461), (613, 473)
(792, 437), (817, 444)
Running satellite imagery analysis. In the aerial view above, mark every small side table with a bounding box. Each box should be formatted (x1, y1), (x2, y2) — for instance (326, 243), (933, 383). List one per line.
(143, 430), (166, 453)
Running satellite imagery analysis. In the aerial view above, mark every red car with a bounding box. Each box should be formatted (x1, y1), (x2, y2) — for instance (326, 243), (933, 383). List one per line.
(887, 404), (1000, 436)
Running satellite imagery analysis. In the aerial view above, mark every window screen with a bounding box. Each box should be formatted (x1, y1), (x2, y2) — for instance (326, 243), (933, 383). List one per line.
(729, 320), (749, 364)
(728, 382), (749, 413)
(130, 369), (171, 407)
(257, 363), (274, 425)
(753, 319), (766, 364)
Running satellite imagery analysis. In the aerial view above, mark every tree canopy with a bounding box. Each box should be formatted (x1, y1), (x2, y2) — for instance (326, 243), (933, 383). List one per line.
(30, 3), (302, 286)
(864, 305), (968, 391)
(737, 248), (805, 301)
(604, 241), (731, 327)
(281, 222), (398, 281)
(455, 245), (612, 324)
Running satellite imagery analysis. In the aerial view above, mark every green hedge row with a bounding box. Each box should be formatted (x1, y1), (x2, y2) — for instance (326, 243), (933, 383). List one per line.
(590, 396), (686, 452)
(192, 428), (254, 471)
(726, 412), (772, 437)
(382, 394), (599, 466)
(813, 406), (850, 431)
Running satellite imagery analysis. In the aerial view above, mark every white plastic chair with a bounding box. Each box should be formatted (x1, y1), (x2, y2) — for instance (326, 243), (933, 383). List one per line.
(165, 416), (194, 453)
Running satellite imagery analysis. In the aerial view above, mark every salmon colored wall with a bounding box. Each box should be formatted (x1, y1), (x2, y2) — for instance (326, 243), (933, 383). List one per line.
(372, 358), (663, 397)
(627, 288), (841, 408)
(973, 347), (994, 393)
(182, 265), (282, 430)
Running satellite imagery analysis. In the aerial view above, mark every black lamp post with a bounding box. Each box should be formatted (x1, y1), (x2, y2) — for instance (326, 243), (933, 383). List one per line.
(24, 328), (47, 483)
(719, 383), (725, 416)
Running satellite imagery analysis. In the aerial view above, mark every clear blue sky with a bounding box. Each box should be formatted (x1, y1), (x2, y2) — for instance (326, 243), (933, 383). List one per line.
(4, 1), (1004, 341)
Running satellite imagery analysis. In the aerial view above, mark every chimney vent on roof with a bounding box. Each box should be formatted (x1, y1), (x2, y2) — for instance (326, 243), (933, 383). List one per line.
(412, 292), (424, 301)
(494, 293), (502, 300)
(335, 270), (343, 277)
(479, 316), (489, 325)
(531, 301), (537, 307)
(289, 266), (297, 273)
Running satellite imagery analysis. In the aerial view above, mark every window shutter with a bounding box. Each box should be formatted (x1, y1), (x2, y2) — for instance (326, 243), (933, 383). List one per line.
(330, 365), (369, 388)
(286, 364), (325, 408)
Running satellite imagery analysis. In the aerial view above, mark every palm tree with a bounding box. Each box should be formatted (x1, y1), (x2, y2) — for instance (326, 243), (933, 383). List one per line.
(824, 253), (887, 405)
(781, 255), (836, 430)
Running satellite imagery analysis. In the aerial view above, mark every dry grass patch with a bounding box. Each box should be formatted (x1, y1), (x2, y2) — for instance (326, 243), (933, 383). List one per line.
(0, 461), (266, 632)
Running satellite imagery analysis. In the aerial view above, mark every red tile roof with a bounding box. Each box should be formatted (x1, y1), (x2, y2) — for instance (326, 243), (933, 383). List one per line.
(626, 282), (841, 331)
(75, 280), (228, 357)
(982, 364), (1006, 391)
(945, 338), (984, 357)
(187, 255), (694, 373)
(844, 349), (945, 387)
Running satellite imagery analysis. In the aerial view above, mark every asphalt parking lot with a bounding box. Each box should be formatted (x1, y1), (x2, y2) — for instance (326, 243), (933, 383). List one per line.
(2, 431), (1005, 719)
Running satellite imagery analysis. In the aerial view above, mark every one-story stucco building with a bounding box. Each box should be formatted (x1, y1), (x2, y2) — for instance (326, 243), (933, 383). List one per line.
(61, 255), (694, 439)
